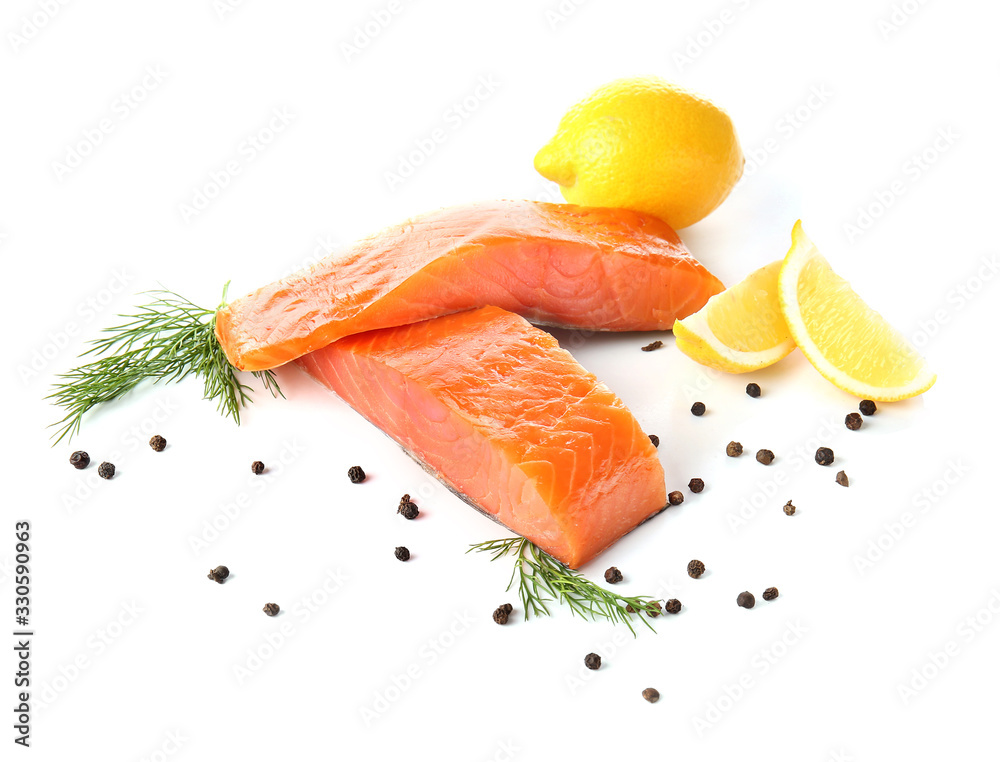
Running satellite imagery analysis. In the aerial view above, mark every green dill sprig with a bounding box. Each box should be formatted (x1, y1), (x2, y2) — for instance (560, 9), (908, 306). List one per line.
(468, 537), (661, 635)
(47, 283), (282, 444)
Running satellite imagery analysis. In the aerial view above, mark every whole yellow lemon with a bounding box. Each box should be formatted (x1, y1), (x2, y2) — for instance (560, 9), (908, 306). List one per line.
(534, 77), (744, 230)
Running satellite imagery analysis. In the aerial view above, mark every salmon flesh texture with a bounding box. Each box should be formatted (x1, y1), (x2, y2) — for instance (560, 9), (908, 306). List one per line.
(218, 200), (723, 371)
(296, 306), (667, 569)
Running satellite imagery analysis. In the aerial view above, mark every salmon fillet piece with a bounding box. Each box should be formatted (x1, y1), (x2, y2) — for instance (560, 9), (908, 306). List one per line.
(296, 306), (667, 569)
(218, 200), (723, 371)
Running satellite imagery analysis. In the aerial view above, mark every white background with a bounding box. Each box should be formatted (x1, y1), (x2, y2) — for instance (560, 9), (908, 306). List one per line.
(3, 0), (999, 759)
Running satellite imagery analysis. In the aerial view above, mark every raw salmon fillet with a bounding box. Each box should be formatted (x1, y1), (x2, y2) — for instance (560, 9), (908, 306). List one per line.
(218, 200), (723, 371)
(296, 306), (667, 568)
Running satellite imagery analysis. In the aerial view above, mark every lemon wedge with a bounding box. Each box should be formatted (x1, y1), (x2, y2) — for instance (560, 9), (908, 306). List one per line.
(672, 260), (795, 372)
(778, 221), (936, 401)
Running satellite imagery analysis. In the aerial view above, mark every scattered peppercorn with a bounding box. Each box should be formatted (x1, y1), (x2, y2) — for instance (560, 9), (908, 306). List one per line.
(348, 465), (366, 484)
(394, 546), (410, 561)
(756, 449), (775, 465)
(251, 460), (265, 475)
(691, 401), (706, 416)
(737, 591), (755, 609)
(762, 587), (779, 601)
(665, 599), (682, 614)
(500, 603), (513, 615)
(836, 470), (850, 487)
(584, 653), (602, 670)
(262, 603), (280, 617)
(845, 412), (863, 431)
(859, 399), (877, 416)
(70, 451), (90, 469)
(149, 435), (166, 452)
(649, 434), (659, 448)
(688, 477), (705, 493)
(604, 567), (623, 584)
(687, 560), (705, 578)
(726, 441), (743, 457)
(398, 499), (419, 519)
(642, 688), (660, 703)
(492, 606), (510, 625)
(668, 490), (684, 506)
(746, 382), (761, 398)
(783, 500), (796, 516)
(641, 340), (663, 352)
(815, 447), (834, 466)
(646, 601), (662, 618)
(625, 603), (636, 614)
(98, 461), (115, 480)
(207, 565), (229, 583)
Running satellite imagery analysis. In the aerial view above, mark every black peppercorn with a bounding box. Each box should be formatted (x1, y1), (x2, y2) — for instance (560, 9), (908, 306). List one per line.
(665, 598), (682, 614)
(262, 603), (280, 617)
(688, 477), (705, 493)
(815, 447), (834, 466)
(70, 451), (90, 469)
(783, 500), (796, 516)
(251, 461), (265, 475)
(687, 560), (705, 579)
(604, 567), (623, 584)
(394, 546), (410, 561)
(492, 606), (509, 625)
(625, 603), (636, 614)
(348, 465), (366, 483)
(746, 382), (761, 398)
(691, 401), (706, 416)
(398, 499), (419, 520)
(97, 461), (115, 480)
(649, 434), (659, 448)
(584, 653), (602, 670)
(756, 449), (775, 465)
(726, 441), (743, 457)
(859, 399), (877, 416)
(149, 435), (167, 452)
(500, 603), (513, 615)
(836, 470), (850, 487)
(737, 591), (755, 609)
(641, 340), (663, 352)
(646, 601), (662, 618)
(642, 688), (660, 703)
(207, 566), (229, 583)
(762, 587), (779, 601)
(845, 412), (863, 431)
(668, 490), (684, 506)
